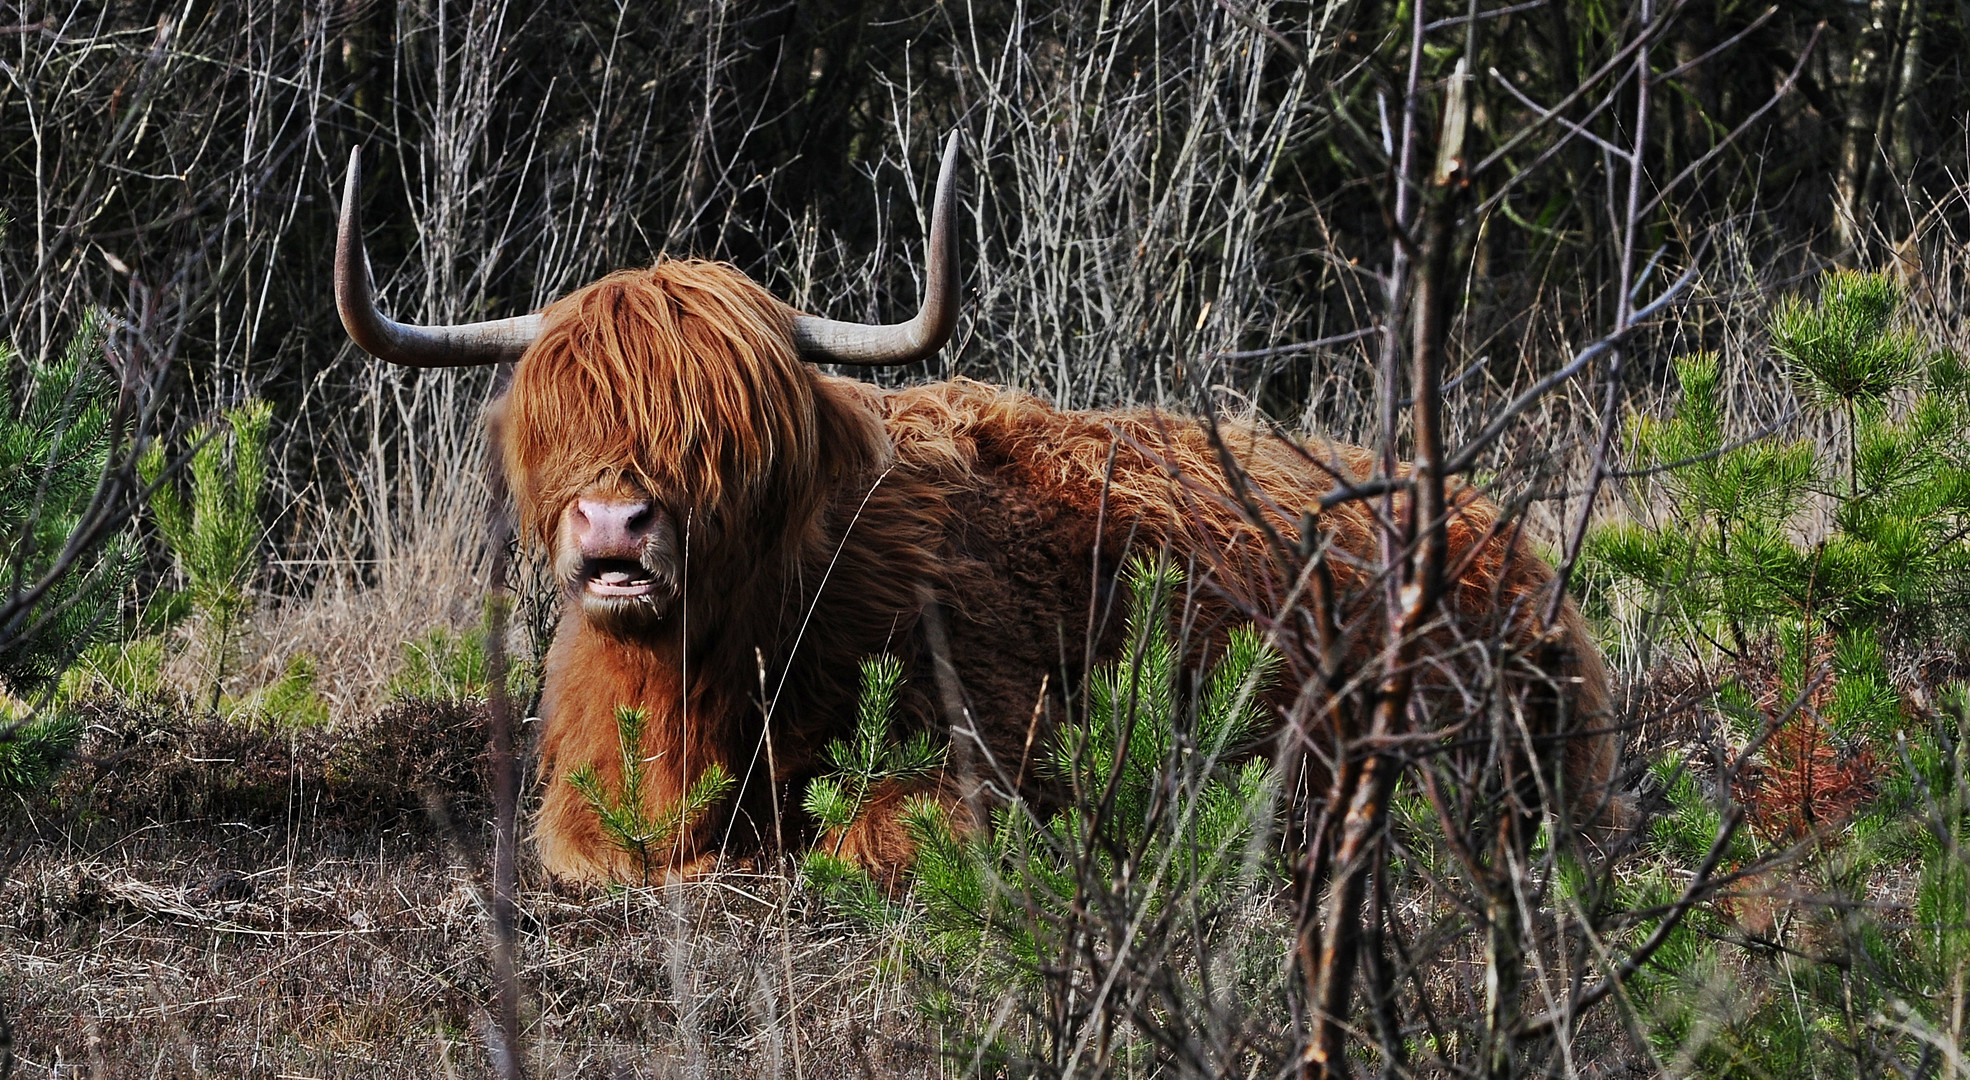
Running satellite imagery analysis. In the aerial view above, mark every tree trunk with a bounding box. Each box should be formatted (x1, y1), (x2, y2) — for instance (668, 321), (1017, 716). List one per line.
(1833, 0), (1903, 262)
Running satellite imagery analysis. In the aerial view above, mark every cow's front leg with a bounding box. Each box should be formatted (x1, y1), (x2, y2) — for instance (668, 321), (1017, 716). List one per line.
(823, 775), (981, 893)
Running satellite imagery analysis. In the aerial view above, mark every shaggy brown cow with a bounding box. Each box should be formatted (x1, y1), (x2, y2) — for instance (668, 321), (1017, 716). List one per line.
(336, 137), (1615, 884)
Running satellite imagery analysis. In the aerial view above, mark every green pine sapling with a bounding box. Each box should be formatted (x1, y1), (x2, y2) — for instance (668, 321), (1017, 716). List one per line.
(140, 399), (272, 712)
(0, 311), (133, 691)
(225, 652), (331, 729)
(803, 654), (945, 842)
(568, 704), (735, 885)
(1772, 271), (1924, 497)
(799, 653), (946, 920)
(806, 558), (1285, 1007)
(0, 312), (137, 791)
(1585, 270), (1970, 1070)
(387, 611), (540, 705)
(1586, 271), (1964, 832)
(904, 559), (1283, 965)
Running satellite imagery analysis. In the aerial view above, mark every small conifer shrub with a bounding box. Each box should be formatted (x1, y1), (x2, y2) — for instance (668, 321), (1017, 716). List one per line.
(799, 653), (945, 920)
(0, 312), (134, 691)
(0, 313), (137, 791)
(58, 635), (166, 704)
(902, 559), (1283, 964)
(1587, 270), (1970, 1070)
(1594, 272), (1970, 647)
(0, 706), (83, 793)
(568, 704), (735, 885)
(140, 398), (272, 710)
(1588, 270), (1965, 768)
(387, 612), (540, 706)
(805, 559), (1288, 1066)
(224, 651), (331, 729)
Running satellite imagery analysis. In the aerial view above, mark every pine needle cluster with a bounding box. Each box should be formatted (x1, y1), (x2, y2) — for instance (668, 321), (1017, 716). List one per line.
(387, 612), (539, 705)
(904, 559), (1283, 966)
(1589, 270), (1970, 720)
(226, 652), (331, 729)
(805, 557), (1287, 1053)
(139, 399), (271, 709)
(0, 313), (136, 791)
(0, 312), (133, 695)
(798, 654), (945, 920)
(802, 654), (945, 837)
(567, 705), (735, 885)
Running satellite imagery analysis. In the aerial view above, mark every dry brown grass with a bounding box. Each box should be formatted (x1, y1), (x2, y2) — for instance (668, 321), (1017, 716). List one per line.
(2, 702), (948, 1078)
(5, 854), (940, 1077)
(232, 564), (487, 726)
(150, 406), (507, 727)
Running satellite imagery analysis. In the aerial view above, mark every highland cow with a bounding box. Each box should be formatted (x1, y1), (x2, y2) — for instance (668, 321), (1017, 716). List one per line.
(335, 136), (1615, 884)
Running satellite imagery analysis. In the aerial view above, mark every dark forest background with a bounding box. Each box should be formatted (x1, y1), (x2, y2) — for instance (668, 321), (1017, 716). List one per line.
(6, 0), (1962, 581)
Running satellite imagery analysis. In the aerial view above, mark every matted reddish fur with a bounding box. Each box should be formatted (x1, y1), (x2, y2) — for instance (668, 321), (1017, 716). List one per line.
(489, 259), (1616, 884)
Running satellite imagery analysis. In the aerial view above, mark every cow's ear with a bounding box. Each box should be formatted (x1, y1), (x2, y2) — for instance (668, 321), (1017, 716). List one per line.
(481, 389), (527, 544)
(809, 376), (890, 484)
(483, 390), (511, 467)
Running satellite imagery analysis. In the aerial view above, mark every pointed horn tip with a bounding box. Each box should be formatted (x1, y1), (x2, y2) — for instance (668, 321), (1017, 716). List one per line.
(342, 146), (362, 201)
(338, 146), (366, 253)
(938, 131), (961, 186)
(331, 143), (541, 368)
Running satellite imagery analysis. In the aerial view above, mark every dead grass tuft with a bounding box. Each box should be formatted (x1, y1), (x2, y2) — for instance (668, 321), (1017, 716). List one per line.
(44, 698), (493, 837)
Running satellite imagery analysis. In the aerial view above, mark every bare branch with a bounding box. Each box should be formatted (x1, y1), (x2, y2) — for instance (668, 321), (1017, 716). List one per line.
(1424, 1), (1549, 32)
(1638, 23), (1823, 218)
(1443, 259), (1702, 478)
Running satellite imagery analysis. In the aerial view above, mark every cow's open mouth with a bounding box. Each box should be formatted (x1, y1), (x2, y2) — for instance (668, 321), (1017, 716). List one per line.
(580, 558), (659, 598)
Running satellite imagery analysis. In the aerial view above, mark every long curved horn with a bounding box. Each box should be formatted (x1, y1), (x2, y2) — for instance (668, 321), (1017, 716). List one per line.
(336, 146), (541, 367)
(792, 132), (962, 366)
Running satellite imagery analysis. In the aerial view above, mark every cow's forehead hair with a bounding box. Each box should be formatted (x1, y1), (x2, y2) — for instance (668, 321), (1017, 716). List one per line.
(498, 258), (825, 545)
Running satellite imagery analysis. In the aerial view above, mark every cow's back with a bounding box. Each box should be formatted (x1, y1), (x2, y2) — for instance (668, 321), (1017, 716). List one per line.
(863, 378), (1614, 821)
(869, 379), (1360, 796)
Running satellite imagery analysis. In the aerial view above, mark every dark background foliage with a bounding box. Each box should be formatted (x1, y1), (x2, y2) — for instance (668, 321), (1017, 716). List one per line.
(8, 2), (1961, 555)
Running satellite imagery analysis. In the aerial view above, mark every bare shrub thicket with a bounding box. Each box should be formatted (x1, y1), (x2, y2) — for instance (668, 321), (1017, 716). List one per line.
(3, 1), (1942, 705)
(838, 6), (1970, 1080)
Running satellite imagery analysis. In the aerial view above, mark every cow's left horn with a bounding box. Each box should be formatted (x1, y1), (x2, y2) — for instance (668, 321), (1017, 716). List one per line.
(792, 132), (962, 366)
(335, 146), (542, 367)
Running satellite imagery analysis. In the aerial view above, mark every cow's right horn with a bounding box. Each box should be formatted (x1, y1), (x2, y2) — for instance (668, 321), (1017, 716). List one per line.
(791, 132), (962, 366)
(335, 146), (541, 367)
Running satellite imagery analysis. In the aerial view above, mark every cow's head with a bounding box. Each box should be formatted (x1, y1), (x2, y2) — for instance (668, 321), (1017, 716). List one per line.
(333, 138), (961, 634)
